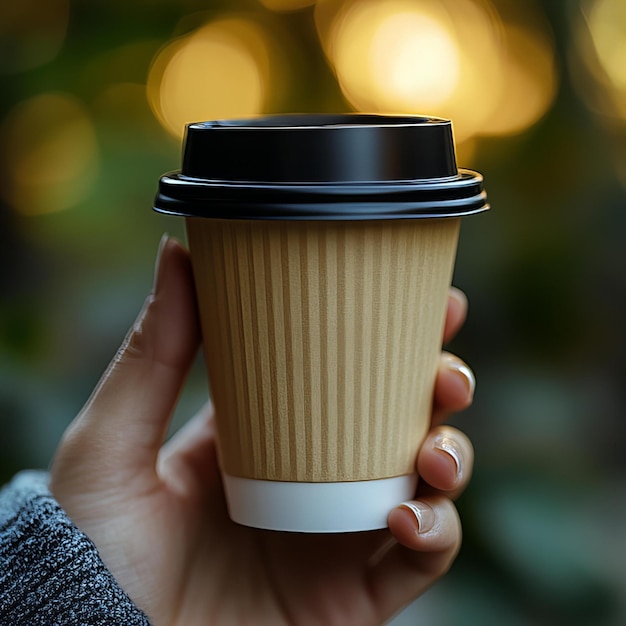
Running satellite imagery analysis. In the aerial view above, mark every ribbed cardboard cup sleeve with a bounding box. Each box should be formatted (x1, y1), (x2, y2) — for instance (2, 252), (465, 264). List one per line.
(186, 217), (460, 483)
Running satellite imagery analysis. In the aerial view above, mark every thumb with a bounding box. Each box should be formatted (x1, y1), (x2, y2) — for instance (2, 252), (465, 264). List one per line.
(56, 235), (201, 482)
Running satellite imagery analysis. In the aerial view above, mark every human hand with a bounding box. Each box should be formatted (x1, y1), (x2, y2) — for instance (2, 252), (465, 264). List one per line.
(50, 235), (475, 626)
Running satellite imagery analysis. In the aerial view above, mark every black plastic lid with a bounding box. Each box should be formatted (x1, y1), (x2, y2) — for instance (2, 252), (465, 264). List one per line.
(153, 114), (489, 220)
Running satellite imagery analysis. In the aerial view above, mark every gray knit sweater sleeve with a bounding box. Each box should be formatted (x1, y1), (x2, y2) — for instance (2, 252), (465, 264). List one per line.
(0, 471), (152, 626)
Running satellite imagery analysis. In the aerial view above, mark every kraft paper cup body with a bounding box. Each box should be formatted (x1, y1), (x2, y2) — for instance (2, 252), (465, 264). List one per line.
(154, 115), (489, 532)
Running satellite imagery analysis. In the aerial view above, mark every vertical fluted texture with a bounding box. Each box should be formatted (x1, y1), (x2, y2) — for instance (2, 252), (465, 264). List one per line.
(186, 218), (460, 482)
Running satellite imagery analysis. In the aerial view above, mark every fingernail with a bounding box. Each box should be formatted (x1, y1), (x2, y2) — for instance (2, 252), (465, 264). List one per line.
(444, 355), (476, 397)
(434, 435), (463, 478)
(399, 501), (436, 535)
(152, 233), (170, 293)
(449, 286), (467, 310)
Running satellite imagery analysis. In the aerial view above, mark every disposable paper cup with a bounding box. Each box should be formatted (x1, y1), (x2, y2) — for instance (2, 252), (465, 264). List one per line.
(154, 115), (489, 532)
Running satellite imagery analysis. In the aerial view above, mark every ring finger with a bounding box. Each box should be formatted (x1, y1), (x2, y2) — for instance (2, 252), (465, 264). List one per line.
(416, 425), (474, 501)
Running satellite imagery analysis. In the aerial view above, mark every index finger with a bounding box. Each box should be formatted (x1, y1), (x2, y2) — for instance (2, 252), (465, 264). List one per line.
(442, 287), (468, 344)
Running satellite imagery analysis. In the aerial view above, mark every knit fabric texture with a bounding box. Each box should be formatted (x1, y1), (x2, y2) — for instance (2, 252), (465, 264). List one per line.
(0, 471), (152, 626)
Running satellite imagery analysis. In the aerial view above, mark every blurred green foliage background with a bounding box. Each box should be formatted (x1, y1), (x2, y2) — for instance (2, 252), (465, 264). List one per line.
(1, 0), (625, 624)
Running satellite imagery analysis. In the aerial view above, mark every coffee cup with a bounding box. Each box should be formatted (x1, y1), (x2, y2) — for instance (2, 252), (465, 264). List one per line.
(154, 114), (489, 532)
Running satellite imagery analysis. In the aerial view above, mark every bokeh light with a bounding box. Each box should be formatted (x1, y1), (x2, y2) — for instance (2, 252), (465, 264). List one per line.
(319, 1), (460, 111)
(570, 0), (626, 189)
(0, 93), (99, 215)
(316, 0), (557, 144)
(585, 0), (626, 94)
(147, 18), (276, 138)
(573, 0), (626, 120)
(480, 22), (558, 137)
(369, 11), (460, 108)
(0, 0), (69, 74)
